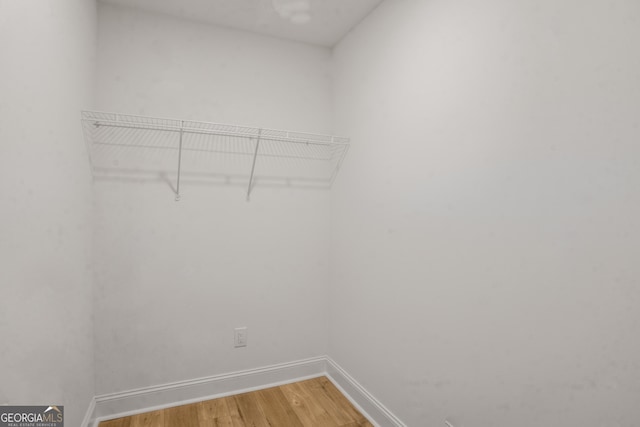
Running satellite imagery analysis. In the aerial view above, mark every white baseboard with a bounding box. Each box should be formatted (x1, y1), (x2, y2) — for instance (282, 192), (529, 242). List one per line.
(325, 357), (407, 427)
(81, 397), (96, 427)
(82, 355), (404, 427)
(85, 356), (325, 426)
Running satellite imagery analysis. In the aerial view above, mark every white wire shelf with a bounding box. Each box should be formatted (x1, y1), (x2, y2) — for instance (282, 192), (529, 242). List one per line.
(81, 111), (350, 200)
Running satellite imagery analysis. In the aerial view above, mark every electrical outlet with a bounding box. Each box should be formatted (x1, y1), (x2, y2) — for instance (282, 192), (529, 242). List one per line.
(234, 327), (247, 348)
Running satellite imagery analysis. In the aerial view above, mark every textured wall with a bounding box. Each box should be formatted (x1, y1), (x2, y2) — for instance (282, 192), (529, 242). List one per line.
(93, 3), (333, 395)
(0, 1), (96, 426)
(331, 0), (640, 425)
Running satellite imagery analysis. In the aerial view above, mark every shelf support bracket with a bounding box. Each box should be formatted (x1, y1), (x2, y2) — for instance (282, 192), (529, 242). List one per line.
(246, 129), (262, 201)
(175, 121), (184, 201)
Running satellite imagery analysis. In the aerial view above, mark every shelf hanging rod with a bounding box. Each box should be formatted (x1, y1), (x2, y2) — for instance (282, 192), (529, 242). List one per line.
(91, 141), (334, 162)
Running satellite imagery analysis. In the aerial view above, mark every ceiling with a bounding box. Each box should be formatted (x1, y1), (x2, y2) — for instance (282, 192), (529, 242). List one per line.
(100, 0), (384, 47)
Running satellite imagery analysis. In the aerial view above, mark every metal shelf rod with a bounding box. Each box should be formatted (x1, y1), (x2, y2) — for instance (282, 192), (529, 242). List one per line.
(175, 122), (184, 201)
(329, 144), (350, 187)
(247, 130), (261, 201)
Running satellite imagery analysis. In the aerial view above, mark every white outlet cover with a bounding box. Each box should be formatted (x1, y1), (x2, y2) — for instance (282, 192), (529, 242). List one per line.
(234, 327), (248, 347)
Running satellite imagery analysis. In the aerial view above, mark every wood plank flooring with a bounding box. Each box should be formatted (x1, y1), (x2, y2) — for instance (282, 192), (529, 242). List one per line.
(99, 376), (373, 427)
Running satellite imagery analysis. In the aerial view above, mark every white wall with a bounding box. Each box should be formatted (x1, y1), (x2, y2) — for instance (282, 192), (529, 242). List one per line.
(0, 1), (96, 426)
(331, 1), (640, 426)
(93, 2), (333, 395)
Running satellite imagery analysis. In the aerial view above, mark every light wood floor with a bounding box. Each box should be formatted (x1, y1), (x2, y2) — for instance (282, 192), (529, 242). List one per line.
(99, 376), (373, 427)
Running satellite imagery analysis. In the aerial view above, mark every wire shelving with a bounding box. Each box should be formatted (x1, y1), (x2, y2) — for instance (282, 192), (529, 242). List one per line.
(81, 111), (350, 200)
